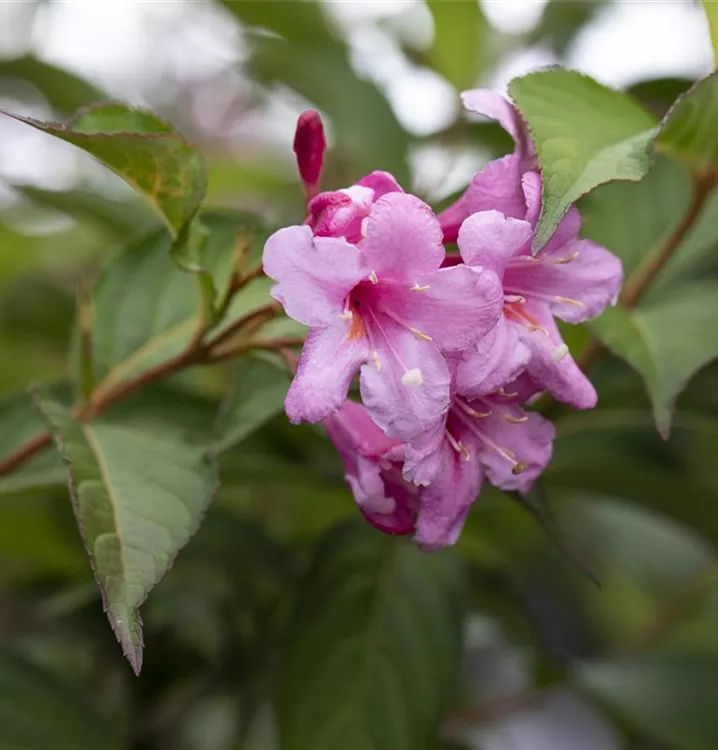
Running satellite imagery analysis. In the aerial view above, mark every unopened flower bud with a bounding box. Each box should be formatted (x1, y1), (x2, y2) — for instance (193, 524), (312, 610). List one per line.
(293, 109), (326, 201)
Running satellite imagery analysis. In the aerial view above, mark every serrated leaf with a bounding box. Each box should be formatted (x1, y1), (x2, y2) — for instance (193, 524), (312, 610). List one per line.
(32, 389), (219, 674)
(217, 356), (291, 452)
(509, 69), (657, 251)
(427, 0), (486, 90)
(278, 521), (464, 750)
(577, 654), (718, 750)
(89, 210), (268, 391)
(656, 71), (718, 175)
(1, 102), (206, 245)
(590, 283), (718, 437)
(0, 645), (124, 750)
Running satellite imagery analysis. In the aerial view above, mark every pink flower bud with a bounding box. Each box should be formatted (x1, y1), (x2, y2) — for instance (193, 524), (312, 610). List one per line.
(293, 109), (326, 201)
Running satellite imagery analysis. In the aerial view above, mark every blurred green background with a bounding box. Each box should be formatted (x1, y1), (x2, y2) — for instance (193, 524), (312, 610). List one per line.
(2, 1), (718, 749)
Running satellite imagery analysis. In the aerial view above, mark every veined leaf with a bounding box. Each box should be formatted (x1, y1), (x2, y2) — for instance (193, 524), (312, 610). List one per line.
(703, 1), (718, 67)
(89, 210), (270, 391)
(2, 103), (206, 235)
(509, 69), (657, 251)
(33, 389), (219, 674)
(278, 522), (464, 750)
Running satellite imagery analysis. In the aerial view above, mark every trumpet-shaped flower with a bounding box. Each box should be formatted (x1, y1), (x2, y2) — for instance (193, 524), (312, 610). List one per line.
(263, 192), (504, 438)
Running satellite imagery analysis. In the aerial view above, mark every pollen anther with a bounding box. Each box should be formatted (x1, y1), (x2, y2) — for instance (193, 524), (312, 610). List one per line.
(409, 327), (433, 341)
(411, 283), (431, 292)
(401, 368), (424, 387)
(372, 351), (382, 371)
(369, 270), (379, 284)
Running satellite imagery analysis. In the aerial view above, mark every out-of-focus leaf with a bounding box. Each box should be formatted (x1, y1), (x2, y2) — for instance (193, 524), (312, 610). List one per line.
(278, 521), (464, 750)
(427, 0), (486, 90)
(0, 55), (103, 114)
(530, 0), (608, 55)
(657, 71), (718, 175)
(509, 69), (657, 251)
(227, 1), (410, 184)
(217, 357), (290, 452)
(0, 645), (124, 750)
(702, 1), (718, 67)
(33, 389), (219, 674)
(627, 77), (693, 118)
(2, 103), (206, 235)
(579, 157), (718, 294)
(0, 385), (69, 495)
(0, 493), (84, 579)
(590, 283), (718, 436)
(89, 210), (267, 391)
(577, 653), (718, 750)
(14, 185), (156, 236)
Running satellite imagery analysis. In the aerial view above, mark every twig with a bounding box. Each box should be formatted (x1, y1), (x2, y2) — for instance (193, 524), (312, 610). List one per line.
(204, 302), (280, 354)
(0, 430), (53, 477)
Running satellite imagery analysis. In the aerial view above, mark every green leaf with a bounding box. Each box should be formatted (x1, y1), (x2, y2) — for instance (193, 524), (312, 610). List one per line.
(217, 356), (291, 452)
(427, 0), (486, 90)
(509, 69), (657, 251)
(656, 71), (718, 175)
(89, 210), (268, 391)
(0, 645), (124, 750)
(0, 55), (104, 114)
(580, 156), (718, 295)
(577, 653), (718, 750)
(1, 102), (206, 240)
(702, 1), (718, 68)
(0, 386), (68, 495)
(32, 388), (219, 674)
(590, 282), (718, 437)
(14, 184), (155, 236)
(278, 521), (464, 750)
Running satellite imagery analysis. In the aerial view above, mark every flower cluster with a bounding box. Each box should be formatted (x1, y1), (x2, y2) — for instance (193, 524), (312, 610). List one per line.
(263, 90), (622, 551)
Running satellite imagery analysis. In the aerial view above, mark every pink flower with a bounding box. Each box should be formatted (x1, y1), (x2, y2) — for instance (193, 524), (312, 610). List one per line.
(455, 185), (622, 409)
(439, 89), (535, 243)
(324, 400), (417, 535)
(263, 192), (504, 438)
(294, 109), (326, 201)
(307, 171), (403, 242)
(400, 367), (554, 550)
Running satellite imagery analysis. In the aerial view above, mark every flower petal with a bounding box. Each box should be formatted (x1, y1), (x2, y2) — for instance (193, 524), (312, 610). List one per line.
(402, 418), (446, 486)
(359, 315), (451, 441)
(348, 458), (418, 536)
(356, 170), (404, 198)
(414, 441), (483, 552)
(458, 209), (533, 276)
(438, 154), (526, 242)
(506, 239), (623, 324)
(285, 321), (370, 424)
(376, 264), (503, 352)
(475, 405), (554, 494)
(307, 191), (356, 237)
(361, 193), (444, 279)
(461, 89), (533, 162)
(457, 315), (531, 398)
(519, 302), (597, 409)
(324, 399), (400, 462)
(263, 226), (366, 327)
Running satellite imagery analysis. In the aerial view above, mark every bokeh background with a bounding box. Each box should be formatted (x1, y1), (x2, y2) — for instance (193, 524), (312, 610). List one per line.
(2, 2), (718, 749)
